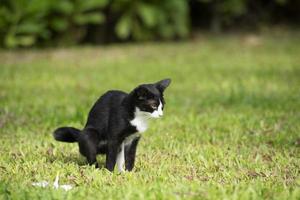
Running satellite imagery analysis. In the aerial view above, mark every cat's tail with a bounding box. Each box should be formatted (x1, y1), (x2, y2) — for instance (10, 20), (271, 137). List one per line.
(53, 127), (81, 143)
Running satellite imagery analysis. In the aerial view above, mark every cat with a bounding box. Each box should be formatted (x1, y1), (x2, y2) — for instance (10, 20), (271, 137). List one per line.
(53, 79), (171, 172)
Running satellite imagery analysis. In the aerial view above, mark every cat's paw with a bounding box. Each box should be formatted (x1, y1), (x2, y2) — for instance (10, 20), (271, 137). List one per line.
(118, 168), (125, 173)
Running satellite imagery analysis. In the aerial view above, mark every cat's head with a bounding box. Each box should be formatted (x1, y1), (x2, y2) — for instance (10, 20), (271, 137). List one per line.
(132, 79), (171, 118)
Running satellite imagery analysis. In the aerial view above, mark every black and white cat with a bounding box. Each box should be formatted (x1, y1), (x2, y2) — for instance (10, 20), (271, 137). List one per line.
(53, 79), (171, 172)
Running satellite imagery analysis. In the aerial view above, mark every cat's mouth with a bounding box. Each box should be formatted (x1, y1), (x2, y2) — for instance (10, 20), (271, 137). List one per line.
(134, 107), (163, 119)
(147, 110), (163, 118)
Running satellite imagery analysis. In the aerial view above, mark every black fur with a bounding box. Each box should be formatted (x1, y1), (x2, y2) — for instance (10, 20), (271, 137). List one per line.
(53, 79), (171, 172)
(53, 127), (80, 142)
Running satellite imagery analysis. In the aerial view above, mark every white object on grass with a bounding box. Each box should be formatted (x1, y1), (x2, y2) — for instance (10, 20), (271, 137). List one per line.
(53, 173), (59, 189)
(32, 181), (49, 188)
(60, 184), (73, 191)
(32, 173), (73, 191)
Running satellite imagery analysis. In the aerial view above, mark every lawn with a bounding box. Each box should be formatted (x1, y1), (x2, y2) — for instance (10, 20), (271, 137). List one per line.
(0, 31), (299, 199)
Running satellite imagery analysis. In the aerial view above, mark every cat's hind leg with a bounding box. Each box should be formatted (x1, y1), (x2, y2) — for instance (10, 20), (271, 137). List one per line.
(78, 129), (99, 168)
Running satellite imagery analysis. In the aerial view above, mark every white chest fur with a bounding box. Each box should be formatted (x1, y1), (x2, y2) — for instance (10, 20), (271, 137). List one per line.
(130, 108), (150, 133)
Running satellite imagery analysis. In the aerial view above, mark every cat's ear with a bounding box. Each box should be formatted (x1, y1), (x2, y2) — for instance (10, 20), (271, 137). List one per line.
(155, 78), (171, 92)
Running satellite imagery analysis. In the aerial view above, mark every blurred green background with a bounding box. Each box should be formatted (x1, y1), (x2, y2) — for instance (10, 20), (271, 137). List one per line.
(0, 0), (299, 48)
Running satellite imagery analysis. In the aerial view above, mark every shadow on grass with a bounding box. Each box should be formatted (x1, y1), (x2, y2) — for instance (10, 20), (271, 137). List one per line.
(47, 151), (106, 168)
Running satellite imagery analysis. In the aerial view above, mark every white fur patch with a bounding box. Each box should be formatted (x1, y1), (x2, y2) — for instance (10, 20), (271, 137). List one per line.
(130, 101), (163, 132)
(116, 142), (125, 172)
(124, 133), (141, 146)
(130, 108), (150, 132)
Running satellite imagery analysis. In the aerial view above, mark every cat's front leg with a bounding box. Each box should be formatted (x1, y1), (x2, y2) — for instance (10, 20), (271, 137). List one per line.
(116, 142), (125, 172)
(125, 137), (140, 171)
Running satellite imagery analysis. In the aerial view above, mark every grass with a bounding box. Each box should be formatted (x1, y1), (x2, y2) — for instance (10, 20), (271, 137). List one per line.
(0, 31), (300, 199)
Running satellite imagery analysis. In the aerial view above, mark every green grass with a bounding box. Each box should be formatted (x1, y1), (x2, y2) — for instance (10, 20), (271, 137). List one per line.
(0, 31), (300, 199)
